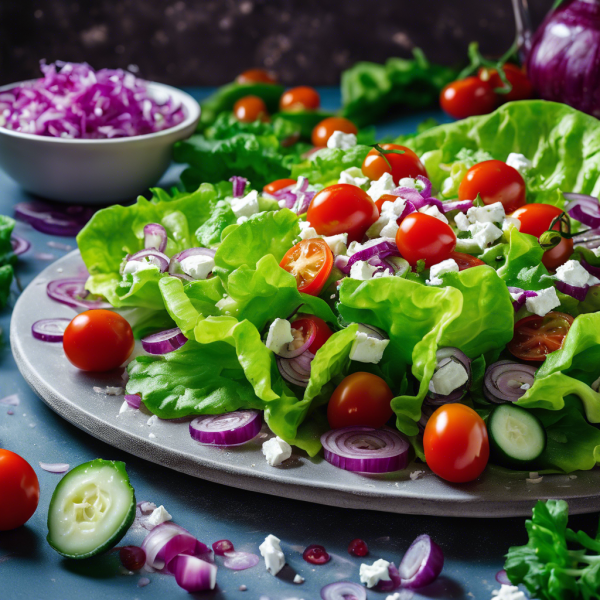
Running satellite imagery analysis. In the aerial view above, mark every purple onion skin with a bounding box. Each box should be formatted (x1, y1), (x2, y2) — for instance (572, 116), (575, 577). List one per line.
(527, 0), (600, 116)
(398, 534), (444, 589)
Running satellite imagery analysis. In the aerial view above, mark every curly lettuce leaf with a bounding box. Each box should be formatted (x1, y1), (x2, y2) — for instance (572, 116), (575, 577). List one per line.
(291, 145), (371, 186)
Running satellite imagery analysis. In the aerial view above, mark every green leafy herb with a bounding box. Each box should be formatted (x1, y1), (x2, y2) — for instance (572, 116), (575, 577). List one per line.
(0, 215), (16, 308)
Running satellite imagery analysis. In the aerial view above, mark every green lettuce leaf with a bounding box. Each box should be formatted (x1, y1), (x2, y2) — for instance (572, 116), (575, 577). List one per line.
(291, 145), (371, 186)
(0, 264), (13, 308)
(0, 215), (16, 267)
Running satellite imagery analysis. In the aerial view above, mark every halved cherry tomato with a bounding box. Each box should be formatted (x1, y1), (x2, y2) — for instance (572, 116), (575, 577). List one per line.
(236, 68), (277, 85)
(361, 144), (427, 185)
(507, 311), (573, 362)
(459, 160), (526, 214)
(448, 251), (486, 271)
(327, 372), (394, 429)
(395, 213), (457, 268)
(440, 77), (497, 120)
(510, 203), (573, 270)
(233, 95), (268, 123)
(280, 238), (333, 296)
(423, 404), (489, 483)
(478, 64), (533, 103)
(0, 449), (40, 530)
(375, 194), (399, 215)
(291, 315), (332, 354)
(63, 309), (134, 372)
(280, 86), (320, 111)
(263, 178), (297, 195)
(307, 184), (379, 243)
(311, 117), (358, 147)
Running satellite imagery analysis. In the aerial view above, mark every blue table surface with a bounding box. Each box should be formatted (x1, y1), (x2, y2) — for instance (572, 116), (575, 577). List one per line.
(1, 87), (596, 600)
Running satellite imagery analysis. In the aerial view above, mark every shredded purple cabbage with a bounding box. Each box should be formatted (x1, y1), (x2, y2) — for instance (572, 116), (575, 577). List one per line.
(0, 61), (186, 139)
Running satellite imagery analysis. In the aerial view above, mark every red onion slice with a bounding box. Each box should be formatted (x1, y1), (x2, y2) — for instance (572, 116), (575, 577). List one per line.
(277, 321), (316, 359)
(11, 235), (31, 256)
(416, 175), (432, 198)
(581, 258), (600, 279)
(277, 355), (311, 387)
(555, 279), (589, 301)
(170, 554), (217, 592)
(39, 462), (70, 473)
(46, 278), (110, 310)
(168, 247), (216, 276)
(573, 227), (600, 250)
(141, 327), (187, 355)
(398, 534), (444, 589)
(124, 394), (142, 409)
(320, 427), (410, 474)
(15, 201), (95, 236)
(565, 193), (600, 229)
(229, 176), (249, 198)
(334, 254), (350, 273)
(440, 199), (473, 213)
(189, 410), (262, 446)
(376, 562), (401, 592)
(128, 249), (169, 273)
(31, 318), (70, 342)
(320, 581), (367, 600)
(496, 569), (511, 585)
(484, 360), (537, 404)
(222, 551), (260, 570)
(0, 394), (20, 406)
(143, 223), (167, 253)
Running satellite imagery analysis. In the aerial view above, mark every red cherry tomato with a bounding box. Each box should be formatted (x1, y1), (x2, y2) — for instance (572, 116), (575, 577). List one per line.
(280, 86), (320, 111)
(478, 64), (533, 103)
(448, 251), (486, 271)
(375, 194), (399, 215)
(280, 238), (333, 296)
(233, 95), (269, 123)
(263, 178), (297, 195)
(507, 311), (573, 362)
(510, 203), (573, 270)
(236, 68), (277, 85)
(311, 117), (358, 147)
(459, 160), (526, 214)
(0, 449), (40, 530)
(361, 144), (427, 185)
(423, 404), (489, 483)
(395, 213), (457, 268)
(307, 184), (379, 243)
(290, 315), (332, 354)
(327, 372), (394, 429)
(440, 77), (497, 120)
(63, 309), (134, 372)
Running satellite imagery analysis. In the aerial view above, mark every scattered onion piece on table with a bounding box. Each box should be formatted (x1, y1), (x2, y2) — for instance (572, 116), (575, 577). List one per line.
(46, 278), (110, 310)
(124, 394), (142, 409)
(10, 235), (31, 255)
(398, 534), (444, 589)
(222, 551), (260, 571)
(38, 462), (70, 474)
(320, 581), (367, 600)
(15, 201), (95, 236)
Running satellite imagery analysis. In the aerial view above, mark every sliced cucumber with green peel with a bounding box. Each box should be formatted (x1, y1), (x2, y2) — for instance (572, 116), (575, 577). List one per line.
(488, 404), (546, 469)
(47, 459), (136, 559)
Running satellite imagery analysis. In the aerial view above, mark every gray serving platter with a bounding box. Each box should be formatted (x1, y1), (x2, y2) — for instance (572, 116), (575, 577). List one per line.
(11, 250), (600, 518)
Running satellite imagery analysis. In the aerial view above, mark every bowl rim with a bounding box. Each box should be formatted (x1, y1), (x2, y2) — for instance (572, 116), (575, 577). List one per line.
(0, 79), (201, 145)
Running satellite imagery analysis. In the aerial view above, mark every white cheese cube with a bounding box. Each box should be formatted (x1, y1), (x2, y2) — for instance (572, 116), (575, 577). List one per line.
(323, 233), (348, 255)
(491, 584), (528, 600)
(593, 247), (600, 258)
(180, 254), (215, 280)
(231, 190), (260, 219)
(123, 260), (157, 275)
(147, 415), (158, 426)
(298, 220), (312, 231)
(293, 574), (305, 584)
(259, 534), (285, 575)
(265, 318), (294, 355)
(454, 212), (471, 231)
(427, 258), (459, 286)
(327, 130), (357, 150)
(419, 204), (448, 224)
(146, 505), (172, 528)
(359, 559), (391, 588)
(506, 153), (532, 176)
(502, 216), (521, 232)
(298, 226), (320, 241)
(145, 232), (164, 250)
(398, 177), (421, 190)
(367, 172), (395, 202)
(379, 218), (400, 239)
(469, 221), (503, 250)
(429, 360), (469, 396)
(455, 237), (482, 254)
(525, 287), (560, 316)
(262, 436), (292, 466)
(338, 167), (370, 188)
(350, 331), (390, 364)
(556, 259), (600, 287)
(467, 202), (505, 224)
(349, 260), (379, 281)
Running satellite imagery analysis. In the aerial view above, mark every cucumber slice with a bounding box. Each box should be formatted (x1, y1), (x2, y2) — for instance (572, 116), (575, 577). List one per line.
(47, 459), (136, 559)
(488, 404), (546, 469)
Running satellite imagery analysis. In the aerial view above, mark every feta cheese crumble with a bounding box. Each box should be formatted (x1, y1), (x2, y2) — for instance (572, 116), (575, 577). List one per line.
(123, 260), (157, 275)
(146, 505), (172, 528)
(367, 197), (406, 239)
(231, 190), (260, 220)
(367, 172), (395, 202)
(350, 331), (390, 364)
(525, 286), (560, 316)
(506, 152), (533, 176)
(147, 415), (158, 427)
(410, 470), (426, 481)
(555, 260), (600, 287)
(180, 254), (215, 280)
(259, 534), (285, 575)
(491, 584), (527, 600)
(419, 204), (448, 224)
(470, 221), (503, 250)
(262, 436), (292, 466)
(298, 226), (320, 240)
(293, 574), (305, 584)
(327, 130), (357, 150)
(467, 203), (506, 224)
(338, 167), (369, 188)
(429, 360), (469, 396)
(265, 319), (294, 355)
(359, 558), (391, 588)
(427, 259), (459, 286)
(323, 233), (348, 255)
(350, 260), (379, 281)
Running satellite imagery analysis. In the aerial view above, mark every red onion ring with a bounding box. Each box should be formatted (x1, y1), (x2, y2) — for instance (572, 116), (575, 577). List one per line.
(222, 551), (260, 571)
(11, 235), (31, 256)
(484, 360), (537, 404)
(573, 227), (600, 250)
(168, 247), (216, 276)
(346, 240), (402, 272)
(581, 258), (600, 279)
(189, 410), (262, 446)
(14, 201), (95, 236)
(170, 555), (217, 592)
(565, 193), (600, 229)
(277, 321), (316, 359)
(31, 318), (70, 342)
(128, 249), (170, 273)
(398, 534), (444, 589)
(440, 199), (473, 213)
(555, 279), (589, 301)
(320, 581), (367, 600)
(229, 176), (249, 198)
(496, 569), (511, 586)
(277, 355), (312, 387)
(141, 327), (187, 355)
(124, 394), (142, 409)
(143, 223), (167, 253)
(46, 278), (110, 310)
(320, 427), (410, 474)
(39, 462), (70, 473)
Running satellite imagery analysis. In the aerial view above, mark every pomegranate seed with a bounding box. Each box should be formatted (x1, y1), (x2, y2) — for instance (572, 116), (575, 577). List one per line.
(348, 538), (369, 557)
(212, 539), (235, 556)
(119, 546), (146, 571)
(303, 544), (330, 565)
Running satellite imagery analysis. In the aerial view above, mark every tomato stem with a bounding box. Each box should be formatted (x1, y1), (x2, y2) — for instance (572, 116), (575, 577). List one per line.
(457, 41), (518, 95)
(370, 144), (405, 172)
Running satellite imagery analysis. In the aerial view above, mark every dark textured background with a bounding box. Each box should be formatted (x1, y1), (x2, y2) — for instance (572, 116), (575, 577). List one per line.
(0, 0), (553, 86)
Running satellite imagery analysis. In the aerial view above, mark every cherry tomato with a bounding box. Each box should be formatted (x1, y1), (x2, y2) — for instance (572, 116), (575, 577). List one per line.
(375, 194), (399, 215)
(63, 309), (134, 372)
(280, 238), (333, 296)
(311, 117), (358, 147)
(263, 178), (297, 195)
(307, 184), (379, 243)
(395, 213), (457, 268)
(448, 251), (486, 271)
(0, 449), (40, 530)
(440, 77), (497, 120)
(327, 372), (394, 429)
(361, 144), (427, 185)
(478, 64), (533, 103)
(236, 68), (277, 85)
(459, 160), (526, 214)
(510, 203), (573, 270)
(280, 86), (320, 111)
(233, 95), (268, 123)
(290, 315), (332, 354)
(423, 404), (489, 483)
(508, 311), (573, 362)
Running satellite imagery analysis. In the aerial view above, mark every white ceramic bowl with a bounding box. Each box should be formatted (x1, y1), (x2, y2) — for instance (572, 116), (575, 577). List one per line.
(0, 80), (200, 204)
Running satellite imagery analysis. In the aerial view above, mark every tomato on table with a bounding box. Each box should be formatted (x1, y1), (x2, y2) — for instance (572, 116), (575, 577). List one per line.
(440, 77), (497, 120)
(236, 68), (277, 85)
(0, 450), (40, 530)
(510, 203), (573, 270)
(448, 251), (486, 271)
(280, 238), (333, 296)
(327, 372), (394, 429)
(63, 309), (134, 372)
(459, 160), (526, 214)
(307, 183), (379, 243)
(508, 311), (573, 362)
(290, 315), (332, 354)
(280, 86), (320, 111)
(311, 117), (358, 147)
(361, 144), (427, 185)
(233, 95), (269, 123)
(423, 404), (489, 483)
(395, 213), (457, 268)
(263, 178), (297, 195)
(478, 64), (533, 103)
